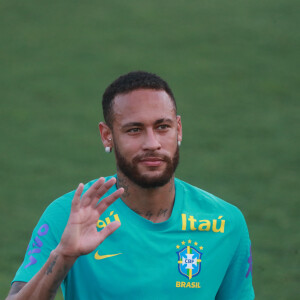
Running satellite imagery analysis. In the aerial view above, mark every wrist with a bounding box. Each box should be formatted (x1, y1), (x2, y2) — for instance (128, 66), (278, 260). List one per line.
(53, 245), (78, 265)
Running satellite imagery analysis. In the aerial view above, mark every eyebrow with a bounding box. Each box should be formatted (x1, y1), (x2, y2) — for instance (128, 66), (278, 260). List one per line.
(122, 118), (174, 129)
(154, 118), (173, 125)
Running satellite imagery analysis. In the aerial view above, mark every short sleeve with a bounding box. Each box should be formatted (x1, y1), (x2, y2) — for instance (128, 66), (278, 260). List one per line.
(216, 212), (255, 299)
(12, 196), (72, 284)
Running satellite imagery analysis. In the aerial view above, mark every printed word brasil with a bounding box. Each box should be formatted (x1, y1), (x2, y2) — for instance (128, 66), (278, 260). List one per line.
(176, 282), (201, 288)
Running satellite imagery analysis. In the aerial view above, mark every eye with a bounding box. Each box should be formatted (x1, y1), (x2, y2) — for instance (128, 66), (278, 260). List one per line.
(127, 128), (141, 133)
(157, 124), (170, 130)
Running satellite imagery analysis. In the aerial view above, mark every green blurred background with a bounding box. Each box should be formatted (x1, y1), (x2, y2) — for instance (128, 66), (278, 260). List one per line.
(0, 0), (299, 299)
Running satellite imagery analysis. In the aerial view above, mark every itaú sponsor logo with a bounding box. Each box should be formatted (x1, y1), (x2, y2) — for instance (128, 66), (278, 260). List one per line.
(181, 214), (226, 233)
(96, 211), (120, 230)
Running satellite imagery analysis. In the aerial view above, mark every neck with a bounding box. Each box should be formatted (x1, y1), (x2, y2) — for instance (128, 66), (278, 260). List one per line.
(116, 172), (175, 223)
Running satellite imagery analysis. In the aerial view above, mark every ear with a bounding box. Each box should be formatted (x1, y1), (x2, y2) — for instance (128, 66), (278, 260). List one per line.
(176, 115), (182, 142)
(99, 122), (113, 148)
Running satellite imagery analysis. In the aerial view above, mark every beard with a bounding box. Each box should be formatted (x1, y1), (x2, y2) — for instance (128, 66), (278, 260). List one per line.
(114, 145), (179, 189)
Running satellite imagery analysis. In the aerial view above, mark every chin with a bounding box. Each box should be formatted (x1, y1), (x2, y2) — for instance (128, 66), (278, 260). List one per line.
(132, 172), (173, 189)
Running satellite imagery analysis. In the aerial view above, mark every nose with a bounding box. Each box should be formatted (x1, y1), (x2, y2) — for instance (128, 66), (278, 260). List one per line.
(142, 129), (161, 151)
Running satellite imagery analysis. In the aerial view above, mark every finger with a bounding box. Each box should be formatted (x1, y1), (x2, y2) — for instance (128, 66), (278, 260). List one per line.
(80, 177), (105, 206)
(96, 187), (124, 215)
(96, 221), (121, 245)
(90, 177), (118, 207)
(71, 183), (84, 213)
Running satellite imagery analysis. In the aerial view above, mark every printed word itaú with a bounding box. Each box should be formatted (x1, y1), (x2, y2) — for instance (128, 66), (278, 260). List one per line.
(181, 214), (226, 233)
(97, 211), (120, 229)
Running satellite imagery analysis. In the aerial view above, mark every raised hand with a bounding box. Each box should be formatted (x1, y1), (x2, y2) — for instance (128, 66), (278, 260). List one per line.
(57, 177), (124, 259)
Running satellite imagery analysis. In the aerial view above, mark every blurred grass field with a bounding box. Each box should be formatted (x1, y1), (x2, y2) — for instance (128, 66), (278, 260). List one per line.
(0, 0), (299, 299)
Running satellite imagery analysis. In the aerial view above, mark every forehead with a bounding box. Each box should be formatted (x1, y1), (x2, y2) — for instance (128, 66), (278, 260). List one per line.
(112, 89), (176, 125)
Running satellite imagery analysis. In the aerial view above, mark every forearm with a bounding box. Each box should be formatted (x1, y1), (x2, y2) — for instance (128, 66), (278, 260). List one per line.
(7, 247), (76, 300)
(7, 178), (123, 300)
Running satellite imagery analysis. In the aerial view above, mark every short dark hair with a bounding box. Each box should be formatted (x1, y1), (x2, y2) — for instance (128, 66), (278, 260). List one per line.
(102, 71), (176, 128)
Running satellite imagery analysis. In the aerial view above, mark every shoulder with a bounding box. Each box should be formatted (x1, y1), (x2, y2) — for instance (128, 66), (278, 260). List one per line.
(34, 177), (115, 238)
(42, 177), (114, 221)
(175, 178), (247, 226)
(46, 175), (116, 211)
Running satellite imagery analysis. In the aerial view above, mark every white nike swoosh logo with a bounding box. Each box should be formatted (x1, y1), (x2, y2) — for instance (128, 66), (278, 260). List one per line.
(94, 251), (122, 260)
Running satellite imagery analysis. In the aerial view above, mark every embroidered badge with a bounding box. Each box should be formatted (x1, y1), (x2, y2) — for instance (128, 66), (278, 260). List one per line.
(176, 240), (203, 280)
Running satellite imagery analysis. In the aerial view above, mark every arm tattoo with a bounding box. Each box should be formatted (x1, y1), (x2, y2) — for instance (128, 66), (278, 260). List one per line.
(46, 255), (58, 275)
(7, 258), (70, 300)
(7, 281), (26, 296)
(48, 264), (70, 300)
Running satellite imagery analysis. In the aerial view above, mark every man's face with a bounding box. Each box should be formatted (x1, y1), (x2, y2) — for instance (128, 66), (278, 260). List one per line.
(111, 89), (182, 189)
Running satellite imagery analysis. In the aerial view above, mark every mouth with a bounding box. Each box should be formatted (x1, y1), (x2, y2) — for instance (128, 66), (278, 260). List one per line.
(139, 157), (164, 167)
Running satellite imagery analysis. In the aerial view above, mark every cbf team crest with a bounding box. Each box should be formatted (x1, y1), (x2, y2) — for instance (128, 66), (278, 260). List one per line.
(176, 240), (203, 280)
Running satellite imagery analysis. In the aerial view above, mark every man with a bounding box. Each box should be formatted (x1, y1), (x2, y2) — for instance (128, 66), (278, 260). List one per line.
(7, 71), (254, 299)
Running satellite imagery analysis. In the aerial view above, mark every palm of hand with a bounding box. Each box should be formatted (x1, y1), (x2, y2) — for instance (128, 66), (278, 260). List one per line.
(59, 178), (123, 259)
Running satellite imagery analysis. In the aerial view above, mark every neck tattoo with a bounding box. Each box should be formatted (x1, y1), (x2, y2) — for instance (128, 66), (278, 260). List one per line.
(116, 176), (130, 198)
